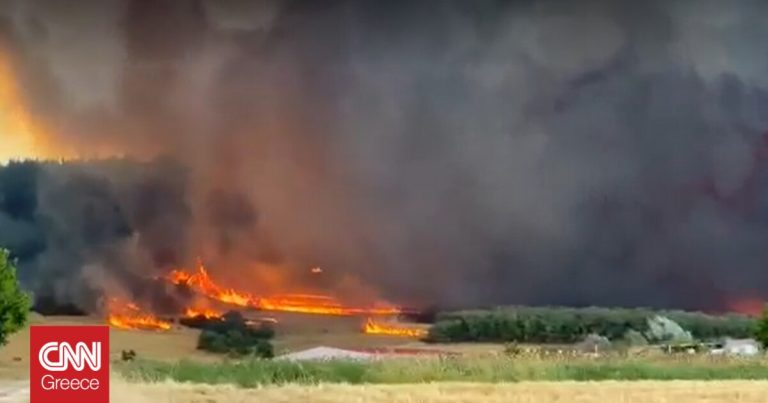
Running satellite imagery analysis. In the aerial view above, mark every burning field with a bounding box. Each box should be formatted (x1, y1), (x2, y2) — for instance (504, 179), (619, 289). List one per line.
(7, 7), (768, 403)
(2, 0), (768, 342)
(101, 260), (425, 339)
(107, 299), (172, 331)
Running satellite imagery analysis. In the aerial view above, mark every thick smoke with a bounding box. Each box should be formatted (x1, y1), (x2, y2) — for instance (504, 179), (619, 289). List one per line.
(2, 0), (768, 312)
(0, 159), (191, 313)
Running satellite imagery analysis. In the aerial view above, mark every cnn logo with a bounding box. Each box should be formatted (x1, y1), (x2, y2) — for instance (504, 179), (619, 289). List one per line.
(30, 326), (110, 403)
(39, 341), (102, 371)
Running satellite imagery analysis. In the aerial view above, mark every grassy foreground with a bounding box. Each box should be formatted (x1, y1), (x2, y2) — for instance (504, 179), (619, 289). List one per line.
(118, 355), (768, 387)
(109, 380), (768, 403)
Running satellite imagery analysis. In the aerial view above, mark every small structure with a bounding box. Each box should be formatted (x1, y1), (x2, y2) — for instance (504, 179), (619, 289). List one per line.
(275, 346), (376, 362)
(662, 342), (713, 354)
(275, 346), (460, 362)
(577, 333), (612, 355)
(710, 338), (760, 356)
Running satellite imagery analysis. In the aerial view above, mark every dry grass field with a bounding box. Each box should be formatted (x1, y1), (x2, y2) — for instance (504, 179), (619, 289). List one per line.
(0, 314), (212, 380)
(5, 315), (768, 403)
(108, 380), (768, 403)
(0, 313), (420, 380)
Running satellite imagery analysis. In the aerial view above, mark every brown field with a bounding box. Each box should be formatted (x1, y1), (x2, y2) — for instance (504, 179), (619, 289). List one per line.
(108, 380), (768, 403)
(5, 316), (768, 402)
(1, 314), (210, 380)
(0, 313), (436, 380)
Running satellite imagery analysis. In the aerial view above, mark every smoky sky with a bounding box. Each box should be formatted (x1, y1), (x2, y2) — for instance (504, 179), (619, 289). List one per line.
(2, 0), (768, 313)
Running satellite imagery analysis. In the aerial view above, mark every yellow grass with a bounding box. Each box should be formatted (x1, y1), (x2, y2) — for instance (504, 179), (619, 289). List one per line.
(108, 380), (768, 403)
(0, 313), (416, 379)
(0, 315), (215, 380)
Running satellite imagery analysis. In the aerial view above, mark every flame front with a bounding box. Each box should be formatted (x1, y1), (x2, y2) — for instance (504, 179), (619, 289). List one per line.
(107, 299), (172, 331)
(363, 318), (428, 338)
(0, 52), (72, 163)
(184, 307), (222, 319)
(108, 313), (172, 331)
(168, 263), (402, 316)
(168, 264), (254, 308)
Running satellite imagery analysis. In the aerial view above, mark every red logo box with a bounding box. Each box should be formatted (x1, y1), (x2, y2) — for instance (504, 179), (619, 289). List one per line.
(30, 326), (110, 403)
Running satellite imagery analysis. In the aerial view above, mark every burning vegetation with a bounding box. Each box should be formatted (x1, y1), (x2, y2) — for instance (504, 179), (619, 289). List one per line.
(0, 54), (61, 162)
(4, 1), (768, 331)
(184, 307), (223, 320)
(106, 298), (171, 331)
(363, 318), (428, 338)
(101, 261), (418, 334)
(167, 263), (402, 317)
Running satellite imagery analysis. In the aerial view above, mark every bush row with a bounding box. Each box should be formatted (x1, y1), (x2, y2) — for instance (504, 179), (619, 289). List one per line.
(426, 306), (757, 343)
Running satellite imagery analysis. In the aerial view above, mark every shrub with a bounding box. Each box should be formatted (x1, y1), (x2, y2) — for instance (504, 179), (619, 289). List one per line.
(180, 314), (223, 330)
(196, 311), (274, 358)
(503, 342), (523, 357)
(578, 333), (612, 353)
(426, 306), (755, 344)
(0, 248), (31, 346)
(755, 305), (768, 349)
(644, 316), (693, 344)
(121, 350), (137, 361)
(621, 329), (648, 347)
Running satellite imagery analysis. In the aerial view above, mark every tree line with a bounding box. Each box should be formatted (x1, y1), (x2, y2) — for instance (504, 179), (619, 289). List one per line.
(425, 306), (758, 344)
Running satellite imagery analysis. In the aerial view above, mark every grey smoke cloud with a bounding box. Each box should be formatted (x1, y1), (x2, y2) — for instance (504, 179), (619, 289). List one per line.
(1, 0), (768, 312)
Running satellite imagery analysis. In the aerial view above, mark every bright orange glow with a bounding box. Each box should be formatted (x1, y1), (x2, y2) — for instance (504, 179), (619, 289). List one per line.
(167, 262), (402, 316)
(0, 52), (72, 163)
(107, 298), (172, 331)
(363, 318), (427, 338)
(108, 313), (172, 331)
(184, 307), (222, 319)
(728, 297), (765, 317)
(168, 264), (253, 307)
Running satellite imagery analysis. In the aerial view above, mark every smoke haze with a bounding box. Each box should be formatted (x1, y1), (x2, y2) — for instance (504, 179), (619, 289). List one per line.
(1, 0), (768, 312)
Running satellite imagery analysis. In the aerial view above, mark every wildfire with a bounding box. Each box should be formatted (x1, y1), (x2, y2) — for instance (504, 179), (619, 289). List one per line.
(184, 307), (222, 319)
(168, 264), (254, 308)
(167, 263), (402, 316)
(363, 318), (428, 338)
(108, 313), (172, 331)
(728, 297), (765, 317)
(0, 52), (73, 163)
(107, 299), (172, 331)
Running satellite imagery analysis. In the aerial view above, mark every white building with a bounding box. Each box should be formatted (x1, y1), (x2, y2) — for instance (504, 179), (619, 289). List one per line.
(710, 338), (760, 357)
(275, 346), (376, 362)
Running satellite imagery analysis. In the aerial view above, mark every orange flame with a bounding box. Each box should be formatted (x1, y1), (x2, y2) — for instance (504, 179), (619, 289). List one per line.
(168, 263), (401, 316)
(184, 307), (222, 319)
(108, 313), (172, 331)
(168, 264), (253, 307)
(107, 299), (172, 331)
(0, 52), (73, 163)
(363, 318), (427, 338)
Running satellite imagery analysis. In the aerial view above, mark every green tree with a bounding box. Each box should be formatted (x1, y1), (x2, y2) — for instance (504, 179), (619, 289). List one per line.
(644, 315), (693, 344)
(0, 248), (31, 346)
(755, 305), (768, 349)
(196, 311), (274, 358)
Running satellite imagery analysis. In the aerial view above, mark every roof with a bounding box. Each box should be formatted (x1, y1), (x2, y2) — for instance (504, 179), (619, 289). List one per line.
(275, 346), (376, 362)
(723, 338), (760, 347)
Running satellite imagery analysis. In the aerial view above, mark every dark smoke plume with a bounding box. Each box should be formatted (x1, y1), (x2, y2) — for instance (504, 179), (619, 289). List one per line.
(2, 0), (768, 313)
